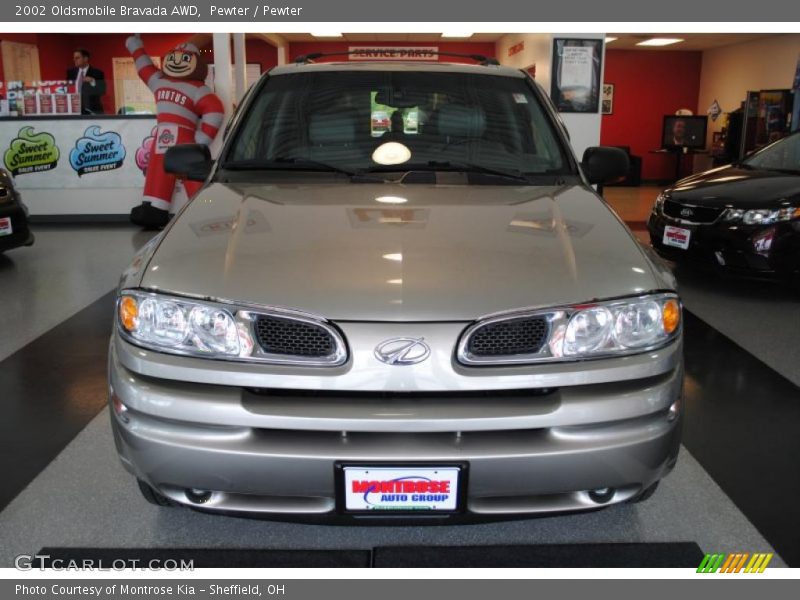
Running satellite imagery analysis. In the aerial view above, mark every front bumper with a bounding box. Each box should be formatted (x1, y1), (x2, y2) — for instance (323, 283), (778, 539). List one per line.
(0, 202), (34, 252)
(647, 212), (800, 278)
(109, 330), (683, 521)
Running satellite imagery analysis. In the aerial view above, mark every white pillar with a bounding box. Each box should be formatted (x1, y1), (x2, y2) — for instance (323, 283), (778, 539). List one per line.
(232, 33), (247, 102)
(277, 45), (288, 66)
(211, 32), (233, 157)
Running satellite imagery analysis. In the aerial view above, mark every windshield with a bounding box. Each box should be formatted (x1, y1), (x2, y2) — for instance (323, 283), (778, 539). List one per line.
(224, 70), (572, 181)
(743, 132), (800, 173)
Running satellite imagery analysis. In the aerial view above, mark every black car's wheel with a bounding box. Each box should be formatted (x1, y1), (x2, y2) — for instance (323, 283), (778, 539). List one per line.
(137, 479), (178, 507)
(628, 481), (660, 504)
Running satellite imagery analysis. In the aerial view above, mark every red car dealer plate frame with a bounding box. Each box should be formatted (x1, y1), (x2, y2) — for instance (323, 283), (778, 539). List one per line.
(335, 463), (468, 515)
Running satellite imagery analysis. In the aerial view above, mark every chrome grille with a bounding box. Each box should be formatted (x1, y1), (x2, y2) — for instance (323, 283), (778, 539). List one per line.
(254, 315), (336, 358)
(466, 316), (549, 357)
(663, 199), (723, 224)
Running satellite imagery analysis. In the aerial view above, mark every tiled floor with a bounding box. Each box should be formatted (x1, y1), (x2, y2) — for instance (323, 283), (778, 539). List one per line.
(603, 185), (800, 387)
(0, 224), (157, 362)
(603, 185), (661, 226)
(0, 213), (797, 567)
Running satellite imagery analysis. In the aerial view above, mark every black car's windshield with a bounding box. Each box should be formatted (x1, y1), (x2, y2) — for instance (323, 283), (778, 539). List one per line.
(742, 132), (800, 174)
(223, 70), (572, 181)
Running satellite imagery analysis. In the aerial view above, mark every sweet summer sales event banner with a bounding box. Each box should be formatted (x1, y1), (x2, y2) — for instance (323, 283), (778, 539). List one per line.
(0, 118), (155, 189)
(2, 0), (800, 22)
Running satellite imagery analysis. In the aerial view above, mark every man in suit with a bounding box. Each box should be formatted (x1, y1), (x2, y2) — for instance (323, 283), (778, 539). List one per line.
(66, 48), (106, 114)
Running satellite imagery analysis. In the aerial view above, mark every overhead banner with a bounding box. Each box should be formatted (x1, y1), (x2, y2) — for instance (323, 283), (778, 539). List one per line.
(0, 117), (156, 189)
(349, 47), (439, 61)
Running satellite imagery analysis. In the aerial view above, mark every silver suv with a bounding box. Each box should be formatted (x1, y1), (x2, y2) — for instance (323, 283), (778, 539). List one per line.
(110, 56), (683, 521)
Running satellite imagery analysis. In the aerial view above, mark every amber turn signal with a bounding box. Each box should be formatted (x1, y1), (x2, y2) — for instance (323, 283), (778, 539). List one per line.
(119, 296), (139, 332)
(662, 298), (681, 334)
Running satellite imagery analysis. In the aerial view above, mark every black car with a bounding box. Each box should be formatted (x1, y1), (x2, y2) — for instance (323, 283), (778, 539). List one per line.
(0, 168), (34, 253)
(648, 131), (800, 281)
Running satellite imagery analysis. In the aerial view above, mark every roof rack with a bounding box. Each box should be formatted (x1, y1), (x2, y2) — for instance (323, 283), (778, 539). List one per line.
(293, 50), (500, 67)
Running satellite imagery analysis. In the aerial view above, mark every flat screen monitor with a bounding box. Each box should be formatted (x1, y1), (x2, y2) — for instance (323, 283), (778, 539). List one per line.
(662, 115), (708, 150)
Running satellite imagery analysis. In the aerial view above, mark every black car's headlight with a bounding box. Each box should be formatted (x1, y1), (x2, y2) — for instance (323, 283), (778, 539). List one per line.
(117, 290), (347, 366)
(724, 207), (800, 224)
(0, 186), (11, 204)
(457, 293), (681, 365)
(653, 192), (669, 213)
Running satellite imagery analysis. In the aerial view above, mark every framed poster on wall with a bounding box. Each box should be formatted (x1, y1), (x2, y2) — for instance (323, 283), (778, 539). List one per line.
(550, 38), (603, 113)
(602, 83), (614, 115)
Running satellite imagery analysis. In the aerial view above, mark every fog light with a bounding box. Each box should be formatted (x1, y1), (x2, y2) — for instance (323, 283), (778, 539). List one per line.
(588, 487), (616, 504)
(185, 489), (212, 504)
(111, 394), (130, 424)
(667, 398), (682, 422)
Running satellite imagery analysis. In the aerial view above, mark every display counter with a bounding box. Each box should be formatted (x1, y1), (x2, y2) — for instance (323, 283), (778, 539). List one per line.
(0, 114), (166, 218)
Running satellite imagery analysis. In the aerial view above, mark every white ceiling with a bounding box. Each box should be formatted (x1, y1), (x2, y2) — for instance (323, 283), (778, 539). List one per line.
(195, 32), (780, 52)
(278, 33), (505, 43)
(604, 33), (777, 51)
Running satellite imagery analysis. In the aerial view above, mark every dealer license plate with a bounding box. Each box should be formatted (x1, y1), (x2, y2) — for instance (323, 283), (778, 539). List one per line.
(0, 217), (12, 237)
(341, 465), (462, 512)
(663, 225), (691, 250)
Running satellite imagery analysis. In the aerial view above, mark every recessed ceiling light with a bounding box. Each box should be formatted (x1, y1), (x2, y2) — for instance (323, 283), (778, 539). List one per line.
(386, 279), (403, 285)
(636, 38), (684, 47)
(441, 32), (474, 38)
(383, 253), (403, 262)
(605, 36), (618, 43)
(309, 32), (343, 38)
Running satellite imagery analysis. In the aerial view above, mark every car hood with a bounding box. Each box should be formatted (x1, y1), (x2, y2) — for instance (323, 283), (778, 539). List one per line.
(668, 165), (800, 208)
(141, 182), (663, 321)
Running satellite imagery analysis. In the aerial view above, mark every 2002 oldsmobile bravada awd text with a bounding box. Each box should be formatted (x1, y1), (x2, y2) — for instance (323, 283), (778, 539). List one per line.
(109, 54), (683, 521)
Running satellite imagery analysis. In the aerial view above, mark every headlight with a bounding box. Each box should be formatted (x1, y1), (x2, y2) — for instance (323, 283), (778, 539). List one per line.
(653, 192), (668, 213)
(458, 293), (681, 365)
(116, 290), (346, 366)
(726, 207), (800, 224)
(119, 292), (240, 357)
(561, 295), (680, 357)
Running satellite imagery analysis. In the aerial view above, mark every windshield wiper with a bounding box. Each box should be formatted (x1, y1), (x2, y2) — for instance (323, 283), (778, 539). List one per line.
(760, 167), (800, 175)
(222, 157), (386, 181)
(366, 161), (542, 184)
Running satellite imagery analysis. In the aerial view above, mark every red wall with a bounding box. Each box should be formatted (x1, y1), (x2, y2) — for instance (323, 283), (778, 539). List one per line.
(0, 33), (198, 114)
(0, 33), (281, 114)
(600, 49), (702, 181)
(288, 41), (496, 63)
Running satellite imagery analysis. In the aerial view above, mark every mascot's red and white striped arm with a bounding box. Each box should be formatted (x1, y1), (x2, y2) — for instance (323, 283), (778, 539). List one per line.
(126, 35), (224, 228)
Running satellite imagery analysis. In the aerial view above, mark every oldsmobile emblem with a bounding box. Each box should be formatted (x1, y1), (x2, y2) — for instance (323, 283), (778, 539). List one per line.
(374, 337), (431, 365)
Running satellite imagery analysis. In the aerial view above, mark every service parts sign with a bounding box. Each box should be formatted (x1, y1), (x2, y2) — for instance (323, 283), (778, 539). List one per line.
(0, 118), (155, 189)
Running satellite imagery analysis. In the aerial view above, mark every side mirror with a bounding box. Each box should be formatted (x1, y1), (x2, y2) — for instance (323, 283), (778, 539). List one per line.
(164, 144), (213, 182)
(581, 146), (629, 185)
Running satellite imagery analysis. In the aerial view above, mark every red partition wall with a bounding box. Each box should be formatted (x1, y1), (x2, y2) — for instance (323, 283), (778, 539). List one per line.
(0, 33), (198, 114)
(600, 49), (702, 182)
(288, 41), (496, 63)
(0, 33), (280, 115)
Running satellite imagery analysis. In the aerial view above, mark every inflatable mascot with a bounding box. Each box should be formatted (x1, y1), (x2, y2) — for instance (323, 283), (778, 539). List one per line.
(126, 34), (224, 228)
